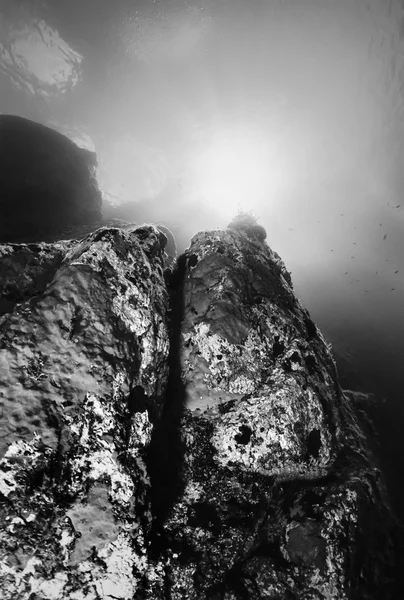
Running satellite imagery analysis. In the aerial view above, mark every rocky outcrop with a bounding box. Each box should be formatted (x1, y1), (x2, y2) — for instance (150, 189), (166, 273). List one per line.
(0, 225), (170, 599)
(0, 115), (102, 243)
(0, 221), (402, 599)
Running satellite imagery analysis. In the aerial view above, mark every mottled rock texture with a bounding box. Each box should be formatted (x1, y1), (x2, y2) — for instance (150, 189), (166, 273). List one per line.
(0, 220), (402, 599)
(0, 115), (102, 243)
(0, 225), (170, 599)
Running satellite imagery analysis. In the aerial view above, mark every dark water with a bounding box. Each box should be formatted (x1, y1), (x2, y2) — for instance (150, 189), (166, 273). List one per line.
(1, 0), (404, 520)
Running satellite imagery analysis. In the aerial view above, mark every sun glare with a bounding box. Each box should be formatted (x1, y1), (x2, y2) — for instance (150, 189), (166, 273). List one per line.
(190, 128), (285, 218)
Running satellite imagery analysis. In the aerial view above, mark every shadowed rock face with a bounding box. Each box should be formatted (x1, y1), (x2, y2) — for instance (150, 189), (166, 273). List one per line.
(0, 115), (102, 243)
(0, 223), (402, 599)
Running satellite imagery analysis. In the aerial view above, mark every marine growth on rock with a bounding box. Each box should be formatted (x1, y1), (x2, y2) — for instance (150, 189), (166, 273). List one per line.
(0, 214), (402, 599)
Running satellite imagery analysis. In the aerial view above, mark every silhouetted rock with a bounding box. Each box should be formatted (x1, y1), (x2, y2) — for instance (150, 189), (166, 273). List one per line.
(0, 223), (402, 599)
(0, 115), (102, 243)
(227, 209), (268, 241)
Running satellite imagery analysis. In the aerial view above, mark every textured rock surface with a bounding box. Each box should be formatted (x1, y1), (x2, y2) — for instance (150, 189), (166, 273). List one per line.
(0, 225), (170, 599)
(150, 227), (403, 600)
(0, 216), (177, 271)
(178, 227), (340, 481)
(0, 220), (402, 599)
(0, 115), (102, 243)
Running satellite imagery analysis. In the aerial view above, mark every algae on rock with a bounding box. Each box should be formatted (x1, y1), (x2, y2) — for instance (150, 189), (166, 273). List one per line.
(0, 221), (402, 600)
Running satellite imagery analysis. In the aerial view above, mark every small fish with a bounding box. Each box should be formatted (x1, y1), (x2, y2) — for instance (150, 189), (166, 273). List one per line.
(344, 272), (348, 275)
(375, 271), (378, 275)
(380, 223), (382, 226)
(340, 213), (344, 216)
(391, 288), (395, 291)
(330, 249), (334, 252)
(383, 234), (387, 240)
(353, 242), (357, 245)
(395, 270), (399, 274)
(396, 205), (401, 208)
(351, 256), (355, 258)
(288, 228), (294, 231)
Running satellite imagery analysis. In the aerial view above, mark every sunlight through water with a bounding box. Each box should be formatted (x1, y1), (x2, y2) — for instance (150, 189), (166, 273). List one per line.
(188, 126), (290, 219)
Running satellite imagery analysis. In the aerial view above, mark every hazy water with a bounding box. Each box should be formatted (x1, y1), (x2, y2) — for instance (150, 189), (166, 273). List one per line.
(1, 0), (404, 517)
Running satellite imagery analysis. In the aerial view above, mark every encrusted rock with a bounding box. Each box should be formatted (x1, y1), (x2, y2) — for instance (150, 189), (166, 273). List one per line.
(0, 225), (170, 599)
(153, 225), (403, 600)
(178, 228), (341, 480)
(0, 219), (402, 599)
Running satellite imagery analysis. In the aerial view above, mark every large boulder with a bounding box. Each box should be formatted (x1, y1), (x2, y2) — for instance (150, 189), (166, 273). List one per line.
(0, 220), (402, 599)
(149, 224), (403, 600)
(0, 225), (170, 599)
(0, 115), (102, 243)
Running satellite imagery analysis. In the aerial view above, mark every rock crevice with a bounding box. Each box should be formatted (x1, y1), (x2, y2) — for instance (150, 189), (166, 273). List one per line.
(0, 169), (402, 598)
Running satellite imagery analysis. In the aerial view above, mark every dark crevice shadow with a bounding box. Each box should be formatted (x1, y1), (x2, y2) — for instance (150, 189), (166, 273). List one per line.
(145, 253), (188, 556)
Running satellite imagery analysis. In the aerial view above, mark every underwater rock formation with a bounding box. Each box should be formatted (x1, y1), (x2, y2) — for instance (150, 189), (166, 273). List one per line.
(0, 226), (171, 599)
(0, 221), (402, 599)
(0, 115), (102, 243)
